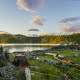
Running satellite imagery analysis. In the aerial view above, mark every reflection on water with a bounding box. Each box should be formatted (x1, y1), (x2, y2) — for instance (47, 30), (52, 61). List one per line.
(6, 46), (49, 53)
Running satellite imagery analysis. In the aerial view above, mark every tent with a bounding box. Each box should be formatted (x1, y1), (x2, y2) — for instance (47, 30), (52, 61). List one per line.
(12, 54), (29, 68)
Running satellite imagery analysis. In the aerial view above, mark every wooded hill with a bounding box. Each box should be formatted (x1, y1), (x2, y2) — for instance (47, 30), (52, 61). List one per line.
(0, 33), (80, 45)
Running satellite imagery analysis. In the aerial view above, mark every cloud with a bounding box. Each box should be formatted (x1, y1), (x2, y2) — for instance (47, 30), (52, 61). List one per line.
(28, 28), (39, 31)
(17, 0), (45, 12)
(32, 16), (46, 26)
(60, 17), (80, 23)
(61, 24), (80, 32)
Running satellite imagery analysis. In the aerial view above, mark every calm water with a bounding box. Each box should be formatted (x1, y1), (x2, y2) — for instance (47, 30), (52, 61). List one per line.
(4, 46), (49, 53)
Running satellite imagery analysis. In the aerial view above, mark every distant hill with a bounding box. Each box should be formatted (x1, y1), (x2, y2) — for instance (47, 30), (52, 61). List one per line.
(15, 34), (30, 43)
(0, 33), (16, 43)
(0, 31), (80, 44)
(0, 31), (10, 34)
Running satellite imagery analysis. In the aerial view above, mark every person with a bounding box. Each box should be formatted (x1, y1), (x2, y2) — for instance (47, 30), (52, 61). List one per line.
(12, 59), (20, 67)
(56, 53), (58, 57)
(5, 49), (9, 61)
(0, 54), (2, 60)
(0, 46), (3, 60)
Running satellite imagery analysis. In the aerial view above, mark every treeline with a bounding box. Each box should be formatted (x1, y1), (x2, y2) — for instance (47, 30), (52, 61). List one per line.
(0, 33), (80, 45)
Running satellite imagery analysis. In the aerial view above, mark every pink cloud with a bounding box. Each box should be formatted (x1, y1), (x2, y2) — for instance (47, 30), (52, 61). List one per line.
(17, 0), (45, 12)
(61, 24), (80, 32)
(32, 16), (46, 26)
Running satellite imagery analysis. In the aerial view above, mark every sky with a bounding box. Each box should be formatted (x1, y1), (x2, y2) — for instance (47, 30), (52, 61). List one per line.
(0, 0), (80, 35)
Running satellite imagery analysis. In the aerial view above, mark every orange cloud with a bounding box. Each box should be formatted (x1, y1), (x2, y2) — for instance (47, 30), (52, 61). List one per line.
(17, 0), (45, 12)
(32, 16), (46, 26)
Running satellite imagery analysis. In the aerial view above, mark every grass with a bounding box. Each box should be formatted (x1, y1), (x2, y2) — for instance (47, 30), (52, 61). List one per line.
(0, 49), (80, 80)
(27, 49), (80, 80)
(27, 59), (63, 80)
(48, 49), (80, 63)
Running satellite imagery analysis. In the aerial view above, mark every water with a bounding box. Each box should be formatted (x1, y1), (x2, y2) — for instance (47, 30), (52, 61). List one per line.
(7, 46), (49, 53)
(25, 68), (31, 80)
